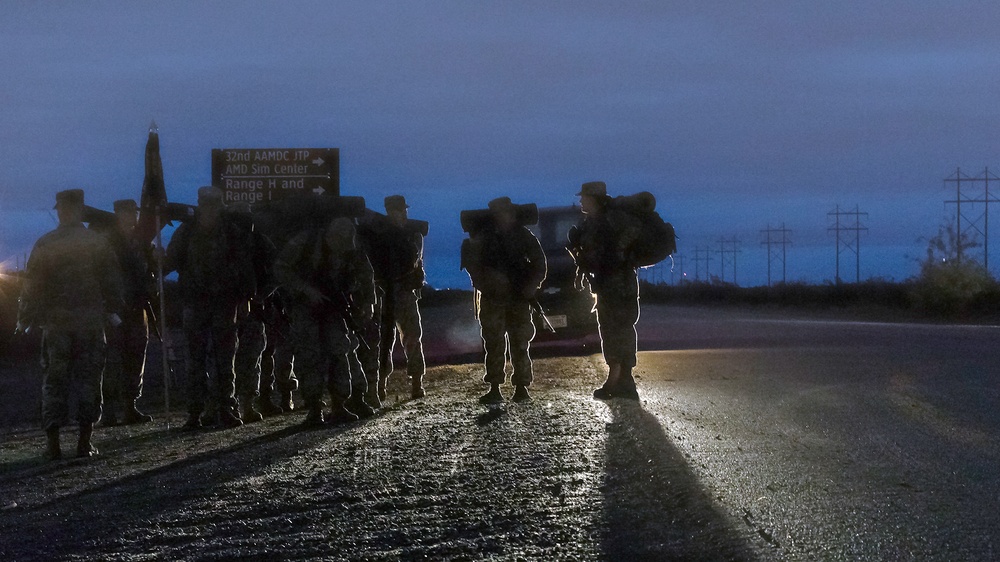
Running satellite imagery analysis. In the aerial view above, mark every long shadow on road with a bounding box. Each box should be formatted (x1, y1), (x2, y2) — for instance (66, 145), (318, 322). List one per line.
(602, 400), (758, 561)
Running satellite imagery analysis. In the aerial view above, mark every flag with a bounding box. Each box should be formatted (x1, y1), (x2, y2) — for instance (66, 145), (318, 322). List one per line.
(135, 120), (168, 244)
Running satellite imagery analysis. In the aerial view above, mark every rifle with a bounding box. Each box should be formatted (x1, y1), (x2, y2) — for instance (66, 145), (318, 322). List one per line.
(324, 290), (378, 352)
(530, 298), (556, 333)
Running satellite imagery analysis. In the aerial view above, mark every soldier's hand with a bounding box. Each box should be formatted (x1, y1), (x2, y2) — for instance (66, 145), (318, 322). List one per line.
(14, 322), (30, 336)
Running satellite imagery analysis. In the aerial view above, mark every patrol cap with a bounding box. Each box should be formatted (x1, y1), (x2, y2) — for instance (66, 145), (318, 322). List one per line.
(577, 181), (607, 197)
(488, 196), (515, 213)
(197, 186), (225, 207)
(54, 189), (85, 210)
(384, 194), (409, 211)
(113, 199), (138, 213)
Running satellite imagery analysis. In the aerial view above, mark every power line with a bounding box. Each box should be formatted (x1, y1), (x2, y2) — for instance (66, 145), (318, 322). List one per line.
(760, 223), (792, 286)
(827, 205), (868, 284)
(715, 237), (741, 285)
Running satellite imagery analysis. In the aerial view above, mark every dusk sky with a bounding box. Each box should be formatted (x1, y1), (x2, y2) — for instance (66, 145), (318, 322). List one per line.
(3, 1), (1000, 288)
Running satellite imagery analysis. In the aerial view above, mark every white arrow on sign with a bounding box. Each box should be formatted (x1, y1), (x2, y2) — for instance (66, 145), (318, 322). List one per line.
(312, 158), (325, 166)
(312, 186), (325, 195)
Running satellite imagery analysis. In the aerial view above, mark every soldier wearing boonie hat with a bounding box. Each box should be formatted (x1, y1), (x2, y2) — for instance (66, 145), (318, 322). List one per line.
(571, 180), (642, 401)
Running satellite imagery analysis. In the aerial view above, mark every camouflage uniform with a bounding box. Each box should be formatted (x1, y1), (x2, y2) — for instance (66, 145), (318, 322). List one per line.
(234, 298), (267, 421)
(257, 293), (298, 414)
(102, 199), (155, 425)
(463, 198), (546, 398)
(274, 218), (375, 424)
(571, 181), (643, 399)
(165, 187), (256, 428)
(18, 189), (122, 459)
(370, 195), (427, 400)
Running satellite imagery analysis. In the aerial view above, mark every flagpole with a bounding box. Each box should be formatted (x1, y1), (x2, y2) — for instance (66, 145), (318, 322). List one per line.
(155, 209), (171, 428)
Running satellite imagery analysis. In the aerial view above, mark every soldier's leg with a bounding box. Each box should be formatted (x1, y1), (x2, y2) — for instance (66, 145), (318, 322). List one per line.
(377, 298), (397, 383)
(357, 292), (381, 406)
(395, 288), (426, 397)
(477, 299), (507, 404)
(121, 312), (152, 423)
(345, 342), (375, 418)
(41, 330), (72, 458)
(507, 301), (536, 390)
(74, 329), (106, 457)
(256, 326), (283, 416)
(289, 309), (324, 425)
(326, 320), (357, 423)
(594, 291), (639, 399)
(101, 324), (125, 426)
(211, 302), (242, 427)
(235, 315), (266, 422)
(182, 306), (211, 428)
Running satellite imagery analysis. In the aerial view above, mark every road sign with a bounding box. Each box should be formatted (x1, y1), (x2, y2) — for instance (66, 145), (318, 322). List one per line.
(211, 148), (340, 204)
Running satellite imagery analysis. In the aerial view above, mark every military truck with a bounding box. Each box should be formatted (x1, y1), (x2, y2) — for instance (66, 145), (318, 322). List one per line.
(528, 205), (597, 339)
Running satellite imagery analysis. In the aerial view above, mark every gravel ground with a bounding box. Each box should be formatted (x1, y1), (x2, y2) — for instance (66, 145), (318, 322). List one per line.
(0, 348), (760, 560)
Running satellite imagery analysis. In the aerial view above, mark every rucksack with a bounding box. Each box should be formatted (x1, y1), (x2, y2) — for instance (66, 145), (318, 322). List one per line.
(610, 191), (676, 268)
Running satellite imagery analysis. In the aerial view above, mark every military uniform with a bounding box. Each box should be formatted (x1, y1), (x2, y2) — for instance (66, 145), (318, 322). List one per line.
(102, 199), (155, 426)
(373, 195), (427, 400)
(274, 217), (376, 425)
(463, 197), (546, 404)
(165, 186), (256, 429)
(570, 181), (642, 400)
(234, 298), (267, 422)
(256, 293), (298, 414)
(18, 189), (123, 459)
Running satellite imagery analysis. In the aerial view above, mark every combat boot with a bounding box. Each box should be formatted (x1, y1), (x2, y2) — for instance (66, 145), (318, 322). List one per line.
(512, 385), (531, 403)
(219, 408), (244, 429)
(45, 427), (61, 461)
(123, 401), (153, 425)
(327, 400), (360, 424)
(181, 412), (202, 431)
(302, 403), (325, 427)
(592, 384), (615, 400)
(479, 384), (503, 405)
(257, 394), (283, 417)
(411, 376), (426, 399)
(346, 394), (376, 419)
(613, 368), (640, 401)
(241, 398), (264, 423)
(76, 423), (98, 458)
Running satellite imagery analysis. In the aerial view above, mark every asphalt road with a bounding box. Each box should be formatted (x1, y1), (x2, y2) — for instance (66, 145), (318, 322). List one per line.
(632, 305), (1000, 559)
(1, 303), (998, 559)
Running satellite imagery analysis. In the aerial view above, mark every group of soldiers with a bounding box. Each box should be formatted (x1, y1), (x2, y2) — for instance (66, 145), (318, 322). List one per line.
(16, 180), (642, 460)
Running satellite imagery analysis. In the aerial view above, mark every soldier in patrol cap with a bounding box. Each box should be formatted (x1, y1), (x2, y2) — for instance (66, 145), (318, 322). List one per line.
(375, 194), (427, 400)
(18, 189), (123, 459)
(164, 186), (257, 430)
(101, 198), (156, 426)
(462, 196), (546, 404)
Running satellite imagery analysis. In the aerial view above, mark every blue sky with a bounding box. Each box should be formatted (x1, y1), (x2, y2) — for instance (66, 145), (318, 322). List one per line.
(3, 1), (1000, 288)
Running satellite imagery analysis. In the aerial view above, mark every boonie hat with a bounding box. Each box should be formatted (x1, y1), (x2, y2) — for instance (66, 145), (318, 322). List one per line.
(384, 195), (409, 211)
(488, 196), (515, 212)
(54, 189), (85, 209)
(577, 181), (607, 197)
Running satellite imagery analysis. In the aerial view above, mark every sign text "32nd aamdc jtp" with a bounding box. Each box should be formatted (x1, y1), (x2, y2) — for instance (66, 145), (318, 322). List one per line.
(211, 148), (340, 203)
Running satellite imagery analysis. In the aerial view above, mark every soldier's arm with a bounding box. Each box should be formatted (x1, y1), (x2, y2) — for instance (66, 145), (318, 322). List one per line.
(524, 229), (547, 292)
(16, 241), (45, 332)
(96, 235), (125, 317)
(162, 223), (188, 275)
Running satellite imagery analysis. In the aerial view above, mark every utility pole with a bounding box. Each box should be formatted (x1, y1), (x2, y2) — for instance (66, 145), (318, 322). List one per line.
(944, 167), (999, 270)
(828, 205), (868, 284)
(716, 237), (741, 285)
(760, 223), (792, 287)
(692, 246), (713, 282)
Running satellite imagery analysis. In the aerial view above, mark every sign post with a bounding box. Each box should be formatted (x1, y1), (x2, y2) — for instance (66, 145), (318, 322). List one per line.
(211, 148), (340, 203)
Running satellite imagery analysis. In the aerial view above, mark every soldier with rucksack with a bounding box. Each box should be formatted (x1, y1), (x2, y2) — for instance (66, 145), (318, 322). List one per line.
(461, 197), (547, 404)
(568, 181), (650, 401)
(274, 217), (376, 426)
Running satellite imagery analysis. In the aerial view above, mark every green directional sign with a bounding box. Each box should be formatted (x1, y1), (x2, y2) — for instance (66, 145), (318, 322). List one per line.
(211, 148), (340, 204)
